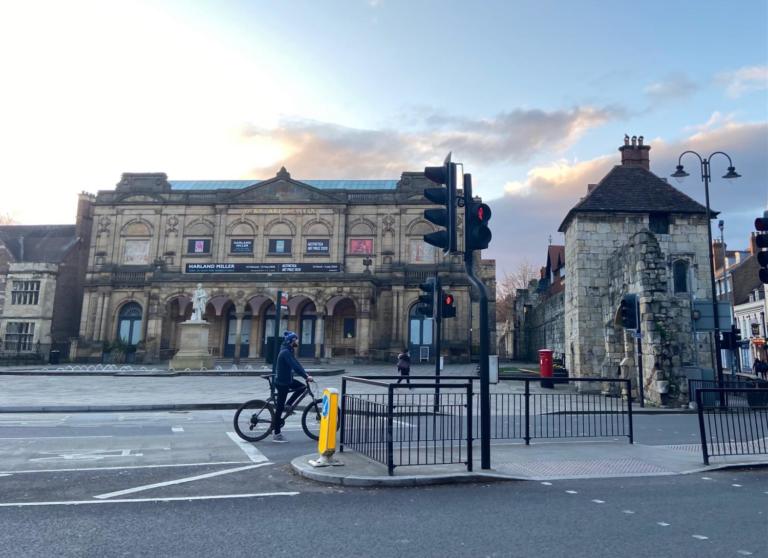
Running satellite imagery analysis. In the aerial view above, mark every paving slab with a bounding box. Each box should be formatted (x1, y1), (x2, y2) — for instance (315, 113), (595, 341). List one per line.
(292, 441), (768, 486)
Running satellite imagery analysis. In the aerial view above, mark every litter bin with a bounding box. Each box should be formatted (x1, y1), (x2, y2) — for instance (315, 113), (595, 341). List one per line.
(49, 350), (61, 365)
(539, 349), (554, 389)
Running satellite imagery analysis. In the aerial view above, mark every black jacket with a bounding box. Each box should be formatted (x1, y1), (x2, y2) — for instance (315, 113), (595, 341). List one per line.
(275, 341), (308, 386)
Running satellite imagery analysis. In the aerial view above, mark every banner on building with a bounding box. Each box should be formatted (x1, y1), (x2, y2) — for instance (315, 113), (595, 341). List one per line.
(185, 262), (342, 273)
(306, 239), (330, 253)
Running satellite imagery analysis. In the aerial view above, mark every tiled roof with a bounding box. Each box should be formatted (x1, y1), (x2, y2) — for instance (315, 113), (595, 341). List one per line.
(0, 225), (78, 263)
(547, 245), (565, 271)
(558, 165), (711, 232)
(169, 180), (399, 191)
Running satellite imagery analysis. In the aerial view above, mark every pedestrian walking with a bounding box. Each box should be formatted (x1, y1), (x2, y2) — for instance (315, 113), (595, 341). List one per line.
(396, 348), (411, 386)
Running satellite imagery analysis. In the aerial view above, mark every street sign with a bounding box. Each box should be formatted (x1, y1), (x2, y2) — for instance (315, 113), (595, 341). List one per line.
(632, 331), (642, 339)
(692, 301), (733, 331)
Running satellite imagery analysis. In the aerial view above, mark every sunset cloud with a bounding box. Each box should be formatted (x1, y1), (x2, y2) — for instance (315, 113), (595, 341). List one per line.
(716, 65), (768, 98)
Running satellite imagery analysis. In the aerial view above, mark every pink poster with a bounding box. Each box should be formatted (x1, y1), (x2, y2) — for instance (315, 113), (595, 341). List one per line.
(195, 240), (205, 253)
(349, 239), (373, 254)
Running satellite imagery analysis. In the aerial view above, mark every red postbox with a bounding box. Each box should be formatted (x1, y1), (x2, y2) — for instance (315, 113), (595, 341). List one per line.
(539, 349), (554, 389)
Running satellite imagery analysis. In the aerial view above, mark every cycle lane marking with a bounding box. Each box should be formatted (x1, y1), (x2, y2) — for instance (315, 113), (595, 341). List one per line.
(0, 492), (299, 508)
(93, 462), (273, 500)
(226, 432), (270, 463)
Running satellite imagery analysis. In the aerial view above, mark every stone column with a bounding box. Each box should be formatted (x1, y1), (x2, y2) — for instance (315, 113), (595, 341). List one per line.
(247, 318), (259, 358)
(233, 312), (244, 364)
(356, 314), (371, 359)
(315, 313), (325, 360)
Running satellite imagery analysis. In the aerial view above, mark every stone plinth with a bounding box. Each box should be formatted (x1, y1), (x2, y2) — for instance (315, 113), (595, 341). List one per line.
(169, 320), (213, 371)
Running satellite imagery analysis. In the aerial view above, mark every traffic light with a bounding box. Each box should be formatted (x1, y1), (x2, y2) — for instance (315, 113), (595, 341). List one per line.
(619, 294), (638, 330)
(733, 325), (742, 344)
(756, 213), (768, 284)
(721, 331), (734, 350)
(465, 196), (492, 253)
(441, 292), (456, 319)
(416, 277), (438, 318)
(423, 154), (459, 254)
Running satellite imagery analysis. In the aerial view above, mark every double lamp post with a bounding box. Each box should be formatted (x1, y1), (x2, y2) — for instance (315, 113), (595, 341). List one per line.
(671, 151), (741, 387)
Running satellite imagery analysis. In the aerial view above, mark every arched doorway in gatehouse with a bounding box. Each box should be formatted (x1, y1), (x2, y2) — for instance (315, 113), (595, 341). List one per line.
(408, 303), (433, 362)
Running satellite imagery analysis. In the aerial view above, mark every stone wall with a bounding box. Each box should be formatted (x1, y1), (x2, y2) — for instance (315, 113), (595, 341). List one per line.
(565, 212), (714, 405)
(517, 290), (564, 362)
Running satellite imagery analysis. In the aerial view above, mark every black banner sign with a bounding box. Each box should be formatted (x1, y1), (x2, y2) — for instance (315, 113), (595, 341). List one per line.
(230, 239), (253, 253)
(306, 239), (330, 253)
(185, 262), (342, 273)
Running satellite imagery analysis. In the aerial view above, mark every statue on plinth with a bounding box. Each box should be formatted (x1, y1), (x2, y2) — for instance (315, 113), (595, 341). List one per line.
(192, 283), (208, 321)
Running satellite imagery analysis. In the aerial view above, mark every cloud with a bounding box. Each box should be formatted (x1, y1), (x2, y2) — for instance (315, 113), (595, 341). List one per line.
(243, 105), (623, 177)
(486, 120), (768, 278)
(644, 73), (698, 103)
(716, 65), (768, 98)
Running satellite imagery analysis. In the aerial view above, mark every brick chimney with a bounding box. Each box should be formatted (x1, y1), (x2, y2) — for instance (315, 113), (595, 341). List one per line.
(712, 240), (726, 273)
(618, 134), (651, 171)
(749, 232), (760, 255)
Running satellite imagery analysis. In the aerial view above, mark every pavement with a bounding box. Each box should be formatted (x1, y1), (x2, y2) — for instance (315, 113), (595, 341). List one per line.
(1, 360), (764, 488)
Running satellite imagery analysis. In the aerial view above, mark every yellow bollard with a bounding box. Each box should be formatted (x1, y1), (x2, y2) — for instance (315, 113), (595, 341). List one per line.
(309, 388), (344, 467)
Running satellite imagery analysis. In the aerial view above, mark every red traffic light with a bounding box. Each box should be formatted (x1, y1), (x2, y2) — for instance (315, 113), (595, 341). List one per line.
(755, 217), (768, 232)
(444, 294), (454, 305)
(476, 203), (491, 223)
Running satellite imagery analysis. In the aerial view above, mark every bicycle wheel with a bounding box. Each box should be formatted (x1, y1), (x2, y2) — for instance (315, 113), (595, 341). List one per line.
(301, 399), (323, 440)
(233, 399), (275, 442)
(301, 399), (341, 441)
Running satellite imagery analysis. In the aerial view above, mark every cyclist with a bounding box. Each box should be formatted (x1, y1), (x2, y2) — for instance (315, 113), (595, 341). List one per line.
(272, 331), (313, 442)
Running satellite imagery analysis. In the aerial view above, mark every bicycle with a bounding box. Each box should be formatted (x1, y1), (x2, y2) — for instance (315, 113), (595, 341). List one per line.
(233, 374), (325, 442)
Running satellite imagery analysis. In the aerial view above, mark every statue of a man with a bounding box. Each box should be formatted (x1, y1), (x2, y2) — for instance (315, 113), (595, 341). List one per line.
(192, 283), (208, 321)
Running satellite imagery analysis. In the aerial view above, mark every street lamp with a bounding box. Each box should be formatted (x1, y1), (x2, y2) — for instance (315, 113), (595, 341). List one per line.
(671, 151), (741, 388)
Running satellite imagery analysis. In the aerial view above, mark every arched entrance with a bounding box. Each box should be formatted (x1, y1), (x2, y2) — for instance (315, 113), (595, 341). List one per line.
(408, 303), (433, 361)
(223, 305), (251, 358)
(298, 301), (317, 358)
(261, 301), (288, 358)
(117, 302), (143, 346)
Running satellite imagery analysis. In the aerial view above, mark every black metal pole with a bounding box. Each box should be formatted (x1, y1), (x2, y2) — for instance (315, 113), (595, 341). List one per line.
(270, 290), (283, 396)
(636, 320), (645, 408)
(434, 276), (441, 413)
(702, 159), (725, 389)
(463, 174), (491, 470)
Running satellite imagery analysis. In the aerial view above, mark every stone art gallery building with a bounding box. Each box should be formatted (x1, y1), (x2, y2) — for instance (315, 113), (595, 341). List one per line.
(74, 168), (496, 363)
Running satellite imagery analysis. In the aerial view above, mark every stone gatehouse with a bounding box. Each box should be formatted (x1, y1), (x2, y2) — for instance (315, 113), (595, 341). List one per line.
(74, 168), (496, 363)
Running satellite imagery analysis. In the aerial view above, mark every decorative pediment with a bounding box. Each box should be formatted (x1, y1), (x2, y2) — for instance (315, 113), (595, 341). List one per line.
(227, 172), (342, 204)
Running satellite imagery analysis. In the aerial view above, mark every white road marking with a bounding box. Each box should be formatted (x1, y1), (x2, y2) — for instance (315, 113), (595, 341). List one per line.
(172, 427), (184, 433)
(540, 482), (552, 486)
(0, 436), (113, 440)
(657, 522), (670, 527)
(691, 535), (708, 540)
(29, 449), (143, 462)
(0, 461), (249, 475)
(94, 462), (272, 500)
(701, 477), (712, 480)
(0, 474), (10, 477)
(0, 492), (299, 508)
(226, 432), (269, 463)
(622, 510), (635, 514)
(565, 490), (578, 494)
(737, 551), (753, 556)
(732, 484), (742, 487)
(591, 499), (605, 504)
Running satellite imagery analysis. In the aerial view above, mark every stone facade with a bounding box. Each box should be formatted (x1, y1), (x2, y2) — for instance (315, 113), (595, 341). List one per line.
(560, 138), (716, 405)
(74, 169), (495, 363)
(0, 195), (93, 359)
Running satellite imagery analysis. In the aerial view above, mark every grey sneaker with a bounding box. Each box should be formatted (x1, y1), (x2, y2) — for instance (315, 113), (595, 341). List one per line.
(272, 433), (288, 443)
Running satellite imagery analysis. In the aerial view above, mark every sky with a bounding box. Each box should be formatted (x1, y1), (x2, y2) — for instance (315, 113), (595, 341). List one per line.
(1, 0), (766, 279)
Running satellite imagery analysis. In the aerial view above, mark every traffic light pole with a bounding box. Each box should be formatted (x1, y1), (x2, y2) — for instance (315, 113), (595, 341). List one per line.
(463, 174), (491, 470)
(434, 278), (442, 412)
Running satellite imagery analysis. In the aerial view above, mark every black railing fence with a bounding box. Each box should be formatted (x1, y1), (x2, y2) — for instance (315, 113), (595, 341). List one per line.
(473, 377), (633, 444)
(688, 378), (759, 408)
(696, 387), (768, 465)
(341, 376), (474, 475)
(341, 375), (633, 475)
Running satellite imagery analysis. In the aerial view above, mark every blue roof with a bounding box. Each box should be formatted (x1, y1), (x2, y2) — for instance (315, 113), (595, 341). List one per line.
(169, 180), (398, 191)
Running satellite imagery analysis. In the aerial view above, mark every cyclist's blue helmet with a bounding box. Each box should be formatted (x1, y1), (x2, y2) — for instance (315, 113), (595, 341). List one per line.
(283, 331), (298, 343)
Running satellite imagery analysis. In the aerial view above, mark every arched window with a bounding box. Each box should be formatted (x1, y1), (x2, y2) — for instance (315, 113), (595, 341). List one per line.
(673, 260), (688, 293)
(117, 302), (143, 345)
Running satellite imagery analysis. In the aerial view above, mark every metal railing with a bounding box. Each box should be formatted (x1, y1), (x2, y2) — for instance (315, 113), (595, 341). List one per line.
(474, 377), (633, 444)
(688, 378), (758, 407)
(696, 387), (768, 465)
(341, 376), (474, 475)
(340, 375), (633, 474)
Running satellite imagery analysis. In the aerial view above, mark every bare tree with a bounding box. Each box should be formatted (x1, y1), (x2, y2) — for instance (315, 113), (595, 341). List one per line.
(496, 259), (539, 322)
(0, 213), (18, 225)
